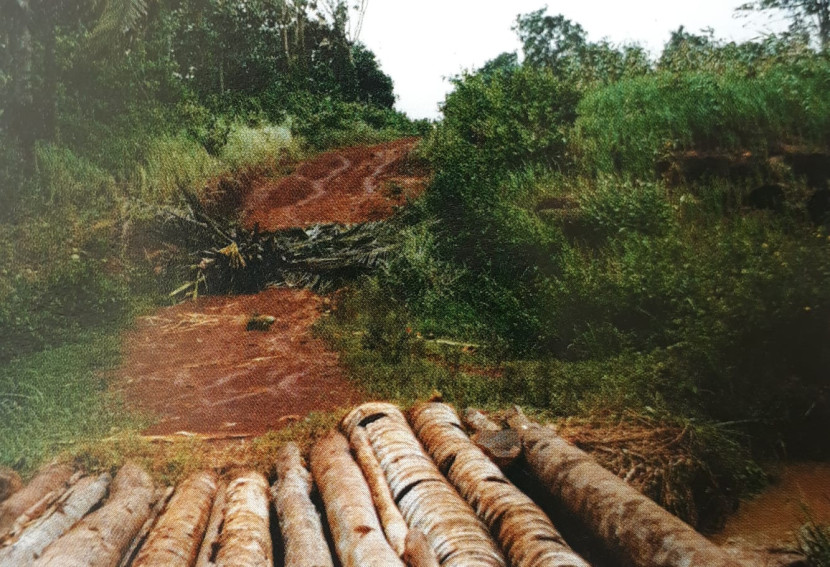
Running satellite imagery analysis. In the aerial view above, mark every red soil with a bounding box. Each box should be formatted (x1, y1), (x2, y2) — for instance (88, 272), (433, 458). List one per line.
(242, 138), (425, 230)
(117, 139), (427, 436)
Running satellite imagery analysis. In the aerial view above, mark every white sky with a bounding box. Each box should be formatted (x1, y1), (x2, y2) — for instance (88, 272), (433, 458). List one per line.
(358, 1), (787, 119)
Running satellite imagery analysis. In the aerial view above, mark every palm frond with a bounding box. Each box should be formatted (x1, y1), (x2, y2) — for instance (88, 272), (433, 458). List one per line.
(87, 0), (149, 56)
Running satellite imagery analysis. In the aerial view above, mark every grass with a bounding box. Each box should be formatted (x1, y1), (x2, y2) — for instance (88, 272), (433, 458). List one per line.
(574, 68), (830, 178)
(69, 410), (344, 485)
(0, 331), (148, 475)
(134, 121), (304, 204)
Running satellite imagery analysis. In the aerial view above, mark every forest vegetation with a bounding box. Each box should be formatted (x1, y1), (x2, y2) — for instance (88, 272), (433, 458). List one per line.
(1, 0), (830, 548)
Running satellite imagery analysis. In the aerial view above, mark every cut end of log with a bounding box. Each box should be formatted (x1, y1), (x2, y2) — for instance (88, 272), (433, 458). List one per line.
(470, 429), (522, 470)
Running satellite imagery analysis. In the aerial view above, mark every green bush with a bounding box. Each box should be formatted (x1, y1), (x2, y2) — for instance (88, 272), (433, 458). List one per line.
(428, 65), (580, 173)
(578, 178), (674, 239)
(287, 95), (425, 149)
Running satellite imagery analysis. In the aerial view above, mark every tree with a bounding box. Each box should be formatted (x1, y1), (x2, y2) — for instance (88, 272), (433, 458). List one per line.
(513, 9), (650, 87)
(739, 0), (830, 49)
(513, 9), (587, 72)
(0, 0), (151, 162)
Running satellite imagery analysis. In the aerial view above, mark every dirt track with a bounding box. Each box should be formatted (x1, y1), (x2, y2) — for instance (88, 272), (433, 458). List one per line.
(243, 138), (423, 230)
(117, 139), (426, 436)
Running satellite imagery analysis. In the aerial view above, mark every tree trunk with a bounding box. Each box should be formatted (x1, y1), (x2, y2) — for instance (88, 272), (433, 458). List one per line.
(348, 427), (409, 556)
(195, 480), (227, 567)
(410, 402), (590, 567)
(507, 407), (743, 567)
(0, 474), (110, 567)
(340, 402), (505, 567)
(132, 471), (219, 567)
(403, 529), (441, 567)
(271, 442), (334, 567)
(310, 432), (404, 567)
(0, 463), (75, 539)
(214, 471), (273, 567)
(118, 486), (175, 567)
(33, 463), (157, 567)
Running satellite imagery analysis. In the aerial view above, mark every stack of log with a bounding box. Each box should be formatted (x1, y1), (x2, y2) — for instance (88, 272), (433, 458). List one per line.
(0, 402), (808, 567)
(156, 192), (401, 296)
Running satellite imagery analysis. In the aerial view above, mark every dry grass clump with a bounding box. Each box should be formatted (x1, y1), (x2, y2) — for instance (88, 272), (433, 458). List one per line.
(552, 413), (749, 532)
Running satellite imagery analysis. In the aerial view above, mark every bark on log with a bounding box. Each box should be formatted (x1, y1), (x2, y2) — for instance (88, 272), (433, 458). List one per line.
(310, 432), (404, 567)
(411, 402), (589, 567)
(33, 462), (156, 567)
(118, 486), (175, 567)
(341, 402), (505, 567)
(132, 471), (218, 567)
(348, 426), (409, 556)
(214, 471), (273, 567)
(0, 469), (22, 505)
(0, 473), (110, 567)
(195, 480), (227, 567)
(271, 442), (334, 567)
(403, 529), (440, 567)
(507, 407), (743, 567)
(0, 463), (74, 539)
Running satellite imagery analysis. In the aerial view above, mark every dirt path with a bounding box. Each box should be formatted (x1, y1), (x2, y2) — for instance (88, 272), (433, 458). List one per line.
(243, 137), (423, 230)
(116, 139), (426, 436)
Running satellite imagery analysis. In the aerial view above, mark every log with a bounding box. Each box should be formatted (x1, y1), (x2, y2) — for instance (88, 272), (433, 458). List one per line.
(507, 407), (743, 567)
(0, 463), (74, 539)
(341, 402), (504, 567)
(403, 529), (440, 567)
(118, 486), (174, 567)
(271, 442), (334, 567)
(214, 471), (273, 567)
(118, 486), (175, 567)
(132, 471), (218, 567)
(33, 462), (156, 567)
(463, 409), (502, 433)
(348, 427), (409, 556)
(411, 402), (590, 567)
(0, 469), (22, 505)
(310, 432), (404, 567)
(195, 480), (227, 567)
(0, 473), (110, 567)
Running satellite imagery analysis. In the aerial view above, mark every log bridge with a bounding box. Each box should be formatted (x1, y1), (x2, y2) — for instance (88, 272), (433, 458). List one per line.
(0, 402), (805, 567)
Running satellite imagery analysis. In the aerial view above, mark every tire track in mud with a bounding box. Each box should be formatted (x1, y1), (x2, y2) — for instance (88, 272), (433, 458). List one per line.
(116, 139), (426, 436)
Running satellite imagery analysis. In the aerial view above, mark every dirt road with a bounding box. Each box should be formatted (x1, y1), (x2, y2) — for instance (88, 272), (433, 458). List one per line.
(116, 139), (425, 436)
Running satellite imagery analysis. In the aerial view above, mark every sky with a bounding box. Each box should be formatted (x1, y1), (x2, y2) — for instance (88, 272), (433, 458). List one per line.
(358, 1), (788, 119)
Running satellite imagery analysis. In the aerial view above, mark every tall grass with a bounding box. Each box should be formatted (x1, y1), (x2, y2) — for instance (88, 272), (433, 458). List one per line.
(574, 67), (830, 177)
(221, 123), (298, 170)
(135, 121), (303, 204)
